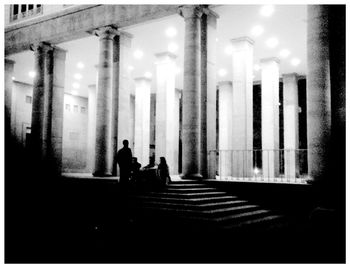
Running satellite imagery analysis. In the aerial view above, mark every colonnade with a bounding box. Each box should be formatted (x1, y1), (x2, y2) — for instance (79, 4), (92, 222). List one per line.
(4, 5), (338, 183)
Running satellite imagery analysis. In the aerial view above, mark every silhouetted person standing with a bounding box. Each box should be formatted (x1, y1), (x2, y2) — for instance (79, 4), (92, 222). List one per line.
(117, 140), (132, 187)
(157, 157), (171, 186)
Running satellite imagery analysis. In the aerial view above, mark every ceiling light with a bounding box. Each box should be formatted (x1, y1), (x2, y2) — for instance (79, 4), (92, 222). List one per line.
(279, 49), (291, 58)
(254, 64), (261, 71)
(265, 37), (279, 48)
(74, 73), (82, 80)
(291, 58), (301, 66)
(71, 90), (78, 96)
(144, 72), (152, 78)
(72, 82), (80, 89)
(224, 45), (233, 55)
(77, 62), (85, 69)
(168, 42), (178, 53)
(260, 5), (275, 17)
(165, 27), (177, 38)
(251, 25), (264, 37)
(28, 71), (36, 78)
(216, 38), (219, 42)
(12, 76), (15, 80)
(133, 49), (144, 59)
(218, 68), (227, 77)
(128, 65), (134, 71)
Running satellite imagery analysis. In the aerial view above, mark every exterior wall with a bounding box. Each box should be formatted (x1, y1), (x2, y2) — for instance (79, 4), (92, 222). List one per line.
(5, 5), (69, 26)
(62, 94), (89, 172)
(11, 81), (89, 172)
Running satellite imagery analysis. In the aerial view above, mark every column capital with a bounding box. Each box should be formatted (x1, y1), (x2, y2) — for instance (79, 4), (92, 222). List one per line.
(134, 77), (152, 83)
(93, 26), (119, 40)
(231, 36), (255, 46)
(282, 72), (299, 79)
(218, 81), (232, 87)
(260, 57), (280, 65)
(202, 6), (220, 19)
(154, 51), (177, 63)
(52, 46), (67, 60)
(30, 42), (53, 53)
(178, 5), (203, 19)
(5, 58), (15, 65)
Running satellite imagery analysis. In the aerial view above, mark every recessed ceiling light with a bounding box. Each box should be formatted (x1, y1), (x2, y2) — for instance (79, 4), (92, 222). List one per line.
(72, 82), (80, 89)
(251, 25), (264, 37)
(128, 65), (134, 71)
(216, 38), (219, 42)
(28, 71), (36, 78)
(71, 90), (78, 96)
(218, 68), (227, 77)
(77, 62), (85, 69)
(165, 27), (177, 38)
(168, 42), (178, 53)
(260, 5), (275, 17)
(291, 58), (301, 66)
(279, 49), (291, 58)
(74, 73), (82, 80)
(265, 37), (279, 48)
(11, 76), (15, 80)
(144, 72), (152, 78)
(133, 49), (144, 59)
(224, 45), (233, 55)
(254, 64), (261, 71)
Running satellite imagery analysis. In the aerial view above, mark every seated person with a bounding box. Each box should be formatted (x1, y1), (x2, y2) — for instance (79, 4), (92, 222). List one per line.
(141, 156), (157, 170)
(140, 156), (158, 183)
(130, 157), (141, 182)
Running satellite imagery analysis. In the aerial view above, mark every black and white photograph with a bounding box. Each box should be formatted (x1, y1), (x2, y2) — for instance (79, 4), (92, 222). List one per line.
(3, 1), (346, 264)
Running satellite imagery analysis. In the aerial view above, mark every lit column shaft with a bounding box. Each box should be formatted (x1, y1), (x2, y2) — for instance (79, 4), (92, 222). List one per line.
(307, 5), (331, 182)
(155, 51), (177, 174)
(200, 8), (218, 179)
(283, 73), (299, 178)
(261, 57), (280, 178)
(231, 37), (254, 178)
(87, 84), (97, 172)
(93, 26), (118, 176)
(218, 81), (233, 177)
(179, 5), (203, 179)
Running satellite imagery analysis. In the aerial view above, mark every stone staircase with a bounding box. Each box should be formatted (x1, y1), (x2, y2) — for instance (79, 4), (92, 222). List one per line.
(128, 181), (287, 233)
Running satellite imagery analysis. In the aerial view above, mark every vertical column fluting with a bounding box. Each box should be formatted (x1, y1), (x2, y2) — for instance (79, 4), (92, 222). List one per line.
(283, 73), (299, 178)
(260, 57), (280, 178)
(30, 42), (52, 163)
(231, 37), (254, 178)
(179, 5), (203, 179)
(93, 26), (118, 176)
(87, 84), (97, 172)
(112, 31), (133, 176)
(200, 8), (218, 179)
(218, 81), (233, 177)
(134, 77), (151, 166)
(155, 51), (178, 174)
(307, 5), (331, 182)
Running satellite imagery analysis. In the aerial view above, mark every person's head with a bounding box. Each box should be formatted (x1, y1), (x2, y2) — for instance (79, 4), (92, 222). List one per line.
(122, 140), (129, 147)
(149, 157), (155, 164)
(160, 157), (167, 165)
(132, 157), (137, 163)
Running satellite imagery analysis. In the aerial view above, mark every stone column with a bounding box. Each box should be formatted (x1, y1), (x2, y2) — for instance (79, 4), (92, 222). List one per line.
(218, 81), (233, 177)
(155, 51), (178, 174)
(5, 59), (15, 135)
(179, 5), (203, 179)
(260, 57), (280, 178)
(87, 84), (97, 173)
(307, 5), (331, 182)
(231, 37), (254, 178)
(30, 42), (52, 162)
(283, 73), (299, 179)
(174, 89), (181, 174)
(47, 47), (66, 174)
(93, 26), (118, 176)
(134, 77), (151, 166)
(111, 31), (133, 176)
(200, 7), (218, 179)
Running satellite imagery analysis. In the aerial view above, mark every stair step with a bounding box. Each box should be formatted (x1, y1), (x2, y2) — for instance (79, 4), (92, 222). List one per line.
(223, 215), (285, 229)
(145, 191), (228, 197)
(166, 184), (210, 188)
(131, 195), (239, 204)
(214, 209), (271, 223)
(165, 187), (218, 192)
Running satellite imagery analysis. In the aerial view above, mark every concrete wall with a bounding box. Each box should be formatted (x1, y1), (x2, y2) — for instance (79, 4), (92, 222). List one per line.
(11, 81), (89, 173)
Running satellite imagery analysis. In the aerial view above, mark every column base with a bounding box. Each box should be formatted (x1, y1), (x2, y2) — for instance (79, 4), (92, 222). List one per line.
(180, 173), (203, 180)
(92, 171), (113, 177)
